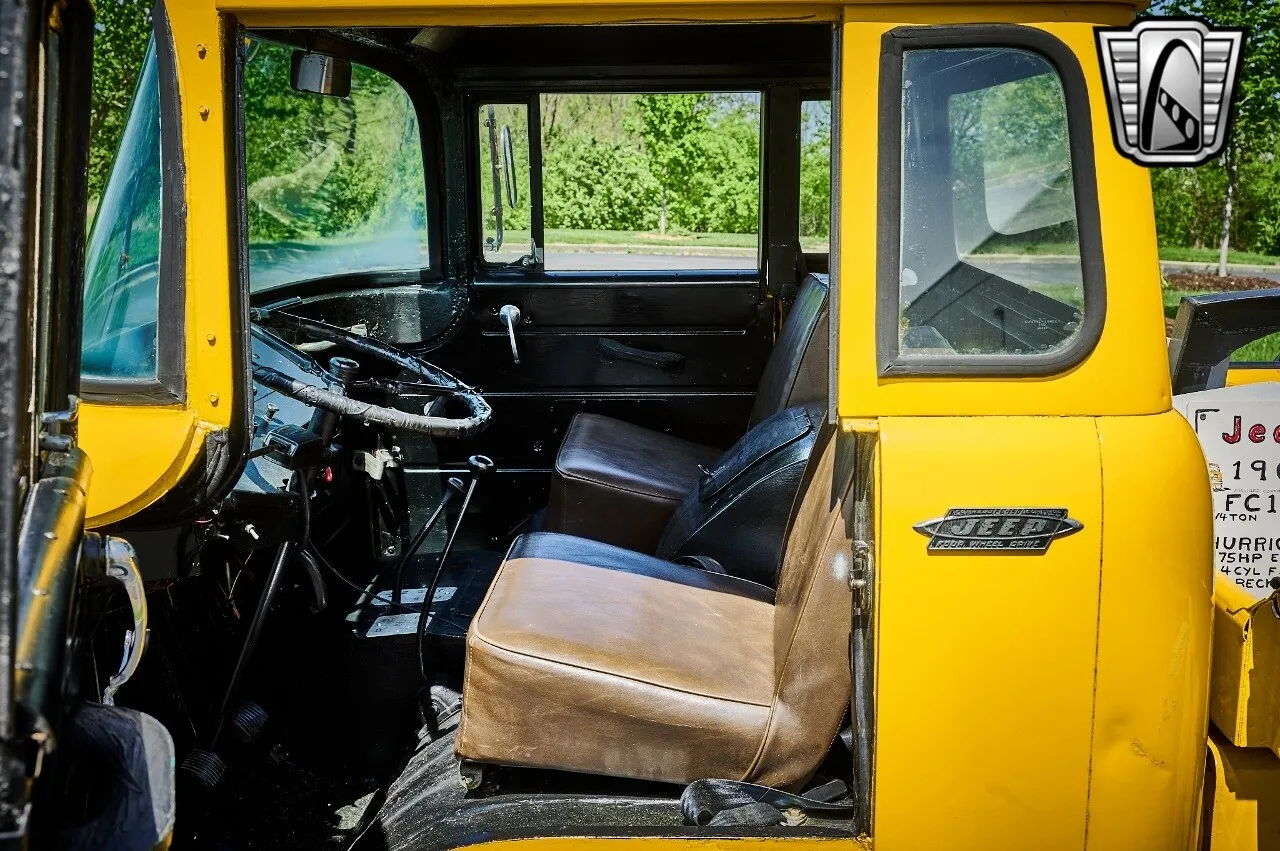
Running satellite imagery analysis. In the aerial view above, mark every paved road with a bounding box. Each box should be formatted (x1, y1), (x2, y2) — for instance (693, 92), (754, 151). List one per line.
(544, 251), (756, 271)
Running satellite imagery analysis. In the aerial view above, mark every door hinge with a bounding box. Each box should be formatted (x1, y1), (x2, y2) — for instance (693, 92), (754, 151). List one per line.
(38, 395), (79, 453)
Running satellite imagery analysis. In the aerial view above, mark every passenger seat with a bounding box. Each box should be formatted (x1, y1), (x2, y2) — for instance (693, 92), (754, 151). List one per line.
(547, 273), (829, 555)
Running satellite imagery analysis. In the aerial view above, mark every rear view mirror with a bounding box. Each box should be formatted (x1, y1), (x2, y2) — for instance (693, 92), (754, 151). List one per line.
(291, 50), (351, 97)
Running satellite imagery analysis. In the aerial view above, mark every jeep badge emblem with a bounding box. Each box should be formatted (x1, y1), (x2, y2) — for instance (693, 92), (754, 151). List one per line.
(1096, 18), (1243, 167)
(914, 509), (1083, 553)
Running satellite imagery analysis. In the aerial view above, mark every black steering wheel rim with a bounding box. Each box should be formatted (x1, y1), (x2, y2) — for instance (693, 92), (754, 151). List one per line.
(251, 309), (492, 438)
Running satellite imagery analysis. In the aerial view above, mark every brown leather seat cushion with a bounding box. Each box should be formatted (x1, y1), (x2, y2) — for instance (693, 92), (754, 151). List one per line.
(458, 546), (775, 783)
(458, 435), (852, 789)
(547, 413), (721, 553)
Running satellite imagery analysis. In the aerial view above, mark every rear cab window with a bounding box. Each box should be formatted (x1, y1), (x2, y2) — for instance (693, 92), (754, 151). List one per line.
(475, 92), (763, 274)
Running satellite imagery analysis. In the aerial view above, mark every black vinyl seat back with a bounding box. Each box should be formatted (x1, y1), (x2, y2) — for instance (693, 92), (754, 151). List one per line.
(748, 274), (830, 427)
(656, 402), (826, 587)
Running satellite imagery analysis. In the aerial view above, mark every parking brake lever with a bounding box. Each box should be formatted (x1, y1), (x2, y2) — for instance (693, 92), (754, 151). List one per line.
(498, 305), (521, 365)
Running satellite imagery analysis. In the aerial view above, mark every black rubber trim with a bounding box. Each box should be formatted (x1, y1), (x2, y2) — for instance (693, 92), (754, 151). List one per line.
(875, 24), (1106, 378)
(507, 532), (775, 604)
(81, 2), (187, 403)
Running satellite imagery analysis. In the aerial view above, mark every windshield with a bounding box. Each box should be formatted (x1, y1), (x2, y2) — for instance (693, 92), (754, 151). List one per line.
(243, 38), (429, 291)
(81, 40), (163, 381)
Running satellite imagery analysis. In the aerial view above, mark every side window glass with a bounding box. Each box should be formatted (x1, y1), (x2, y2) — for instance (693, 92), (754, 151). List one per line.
(244, 39), (429, 291)
(898, 48), (1084, 358)
(477, 102), (533, 265)
(799, 98), (831, 254)
(81, 40), (164, 383)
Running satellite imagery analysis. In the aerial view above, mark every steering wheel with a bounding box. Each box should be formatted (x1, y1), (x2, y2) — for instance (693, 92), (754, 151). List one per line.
(249, 310), (492, 438)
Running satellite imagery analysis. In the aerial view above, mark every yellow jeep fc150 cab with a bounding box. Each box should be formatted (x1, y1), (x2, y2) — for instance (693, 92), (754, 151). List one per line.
(4, 0), (1280, 849)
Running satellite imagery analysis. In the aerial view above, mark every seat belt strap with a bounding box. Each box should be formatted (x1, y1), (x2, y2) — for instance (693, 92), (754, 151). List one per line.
(680, 778), (852, 826)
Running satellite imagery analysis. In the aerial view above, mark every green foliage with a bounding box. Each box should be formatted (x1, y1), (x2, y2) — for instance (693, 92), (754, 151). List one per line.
(241, 39), (426, 245)
(1153, 0), (1280, 259)
(87, 0), (152, 207)
(542, 133), (658, 230)
(799, 102), (831, 239)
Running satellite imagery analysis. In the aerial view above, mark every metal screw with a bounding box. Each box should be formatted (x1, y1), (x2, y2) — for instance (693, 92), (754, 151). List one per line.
(31, 588), (47, 597)
(42, 531), (56, 540)
(199, 105), (210, 120)
(265, 403), (279, 419)
(206, 333), (216, 345)
(196, 43), (207, 58)
(244, 524), (259, 541)
(209, 394), (219, 405)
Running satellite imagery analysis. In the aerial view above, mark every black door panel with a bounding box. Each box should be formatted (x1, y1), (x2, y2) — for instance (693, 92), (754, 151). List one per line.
(464, 328), (763, 389)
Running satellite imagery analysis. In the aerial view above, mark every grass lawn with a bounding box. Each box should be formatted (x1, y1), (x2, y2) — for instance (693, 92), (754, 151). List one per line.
(1158, 245), (1280, 267)
(499, 228), (825, 254)
(501, 230), (1280, 266)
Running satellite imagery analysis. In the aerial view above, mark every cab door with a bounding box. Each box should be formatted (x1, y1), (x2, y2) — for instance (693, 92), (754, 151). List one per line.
(838, 13), (1212, 849)
(77, 2), (245, 527)
(1, 1), (176, 845)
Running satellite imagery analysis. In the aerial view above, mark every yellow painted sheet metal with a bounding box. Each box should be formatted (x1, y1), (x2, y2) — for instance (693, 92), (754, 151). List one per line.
(873, 415), (1103, 849)
(1206, 732), (1280, 851)
(837, 18), (1168, 420)
(220, 0), (1141, 29)
(1086, 411), (1213, 851)
(1211, 577), (1280, 756)
(83, 0), (237, 526)
(1227, 369), (1280, 389)
(469, 841), (871, 850)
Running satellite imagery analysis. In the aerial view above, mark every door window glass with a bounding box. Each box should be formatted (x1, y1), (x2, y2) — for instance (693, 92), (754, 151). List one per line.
(799, 98), (831, 253)
(243, 39), (428, 291)
(81, 40), (163, 382)
(477, 102), (533, 265)
(897, 48), (1084, 358)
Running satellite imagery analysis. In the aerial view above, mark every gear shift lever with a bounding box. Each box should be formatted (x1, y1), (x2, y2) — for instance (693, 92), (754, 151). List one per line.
(417, 455), (494, 683)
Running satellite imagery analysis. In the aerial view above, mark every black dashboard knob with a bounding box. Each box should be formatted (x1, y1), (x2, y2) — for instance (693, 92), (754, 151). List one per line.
(467, 455), (496, 476)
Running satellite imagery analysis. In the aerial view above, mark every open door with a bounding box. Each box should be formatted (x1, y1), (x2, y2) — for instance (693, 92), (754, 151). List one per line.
(77, 1), (246, 528)
(837, 13), (1213, 847)
(0, 2), (175, 846)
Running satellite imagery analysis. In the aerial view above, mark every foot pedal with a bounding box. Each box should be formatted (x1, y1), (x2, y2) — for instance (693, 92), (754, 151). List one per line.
(230, 700), (269, 744)
(180, 748), (227, 789)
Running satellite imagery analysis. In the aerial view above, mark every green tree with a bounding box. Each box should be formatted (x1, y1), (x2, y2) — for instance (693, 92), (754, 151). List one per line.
(630, 93), (710, 233)
(87, 0), (153, 209)
(1162, 0), (1280, 273)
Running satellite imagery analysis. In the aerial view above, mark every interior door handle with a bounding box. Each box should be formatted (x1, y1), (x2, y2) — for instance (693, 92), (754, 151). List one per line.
(597, 337), (686, 377)
(498, 304), (521, 365)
